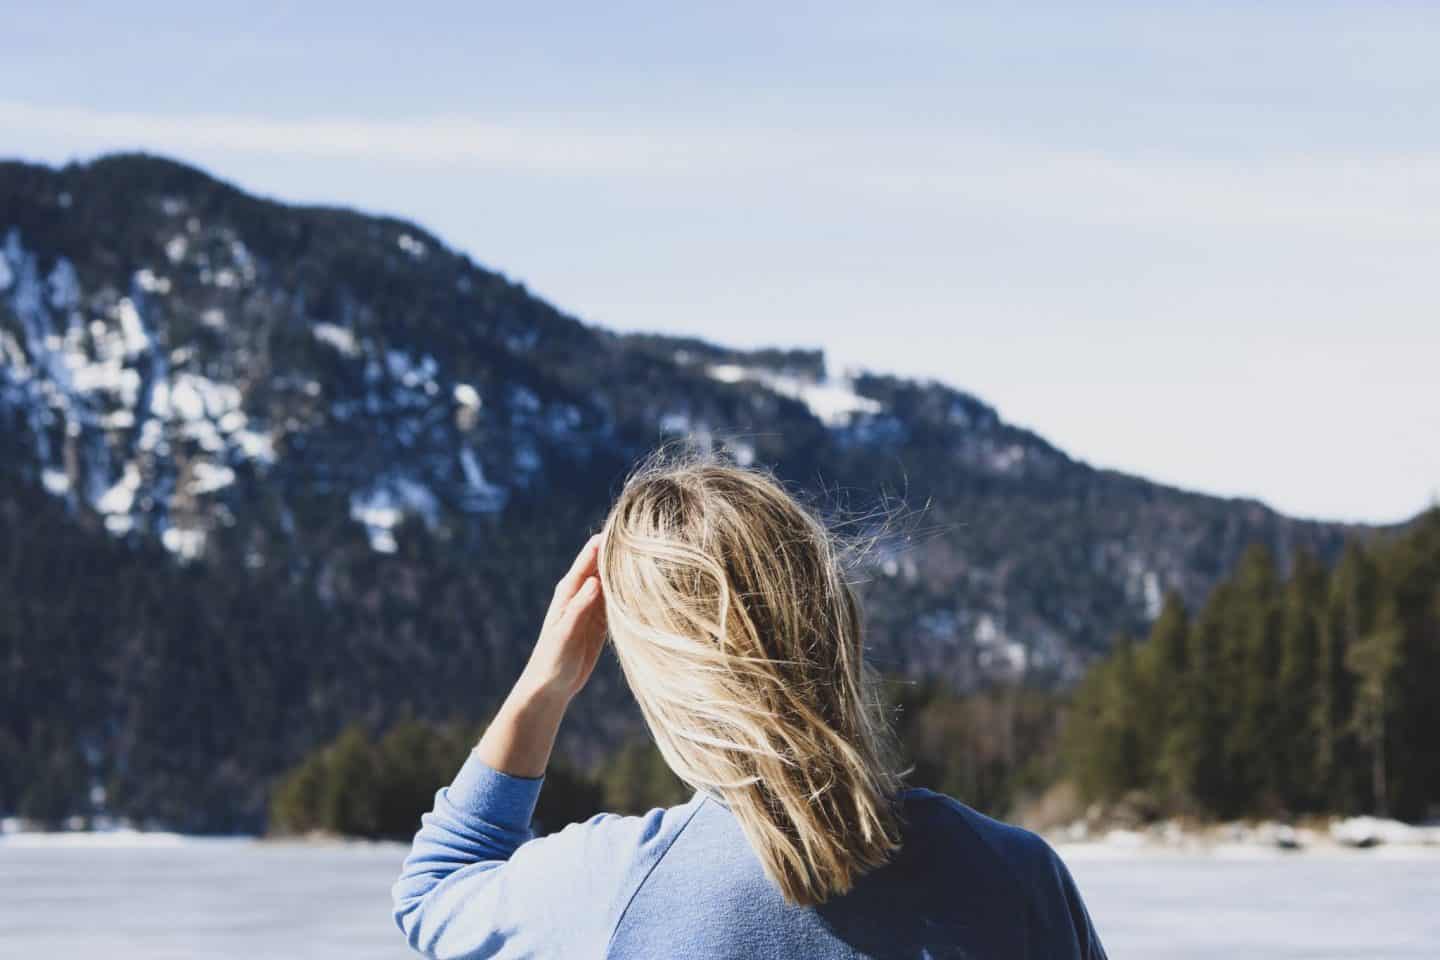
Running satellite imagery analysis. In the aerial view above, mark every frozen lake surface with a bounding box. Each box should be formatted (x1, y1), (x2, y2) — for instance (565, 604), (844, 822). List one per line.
(1, 837), (1435, 958)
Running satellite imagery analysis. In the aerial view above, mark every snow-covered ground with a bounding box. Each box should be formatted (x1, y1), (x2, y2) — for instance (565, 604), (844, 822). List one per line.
(0, 835), (1435, 958)
(1048, 815), (1440, 856)
(1066, 850), (1439, 958)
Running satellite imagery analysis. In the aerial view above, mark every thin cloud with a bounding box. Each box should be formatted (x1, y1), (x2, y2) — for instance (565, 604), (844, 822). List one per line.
(5, 99), (1439, 236)
(0, 100), (732, 175)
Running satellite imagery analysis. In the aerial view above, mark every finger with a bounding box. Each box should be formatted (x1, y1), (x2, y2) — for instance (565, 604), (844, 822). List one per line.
(542, 535), (601, 630)
(553, 534), (602, 602)
(575, 585), (608, 670)
(575, 625), (607, 690)
(557, 576), (602, 636)
(563, 598), (608, 698)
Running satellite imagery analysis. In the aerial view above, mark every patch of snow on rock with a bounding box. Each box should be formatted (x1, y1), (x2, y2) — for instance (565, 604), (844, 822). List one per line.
(115, 299), (150, 357)
(235, 429), (275, 464)
(386, 350), (437, 390)
(134, 269), (172, 295)
(1143, 571), (1163, 620)
(162, 526), (207, 560)
(459, 448), (508, 512)
(349, 477), (441, 553)
(707, 363), (747, 384)
(0, 331), (26, 372)
(188, 462), (236, 496)
(169, 377), (208, 422)
(165, 235), (188, 263)
(182, 420), (225, 453)
(217, 410), (247, 433)
(138, 420), (165, 453)
(96, 463), (141, 515)
(171, 374), (241, 421)
(313, 323), (359, 357)
(725, 439), (756, 466)
(990, 444), (1026, 472)
(704, 363), (881, 427)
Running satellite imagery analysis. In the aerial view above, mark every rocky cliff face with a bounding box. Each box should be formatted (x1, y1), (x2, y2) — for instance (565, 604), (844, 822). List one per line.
(0, 153), (1354, 828)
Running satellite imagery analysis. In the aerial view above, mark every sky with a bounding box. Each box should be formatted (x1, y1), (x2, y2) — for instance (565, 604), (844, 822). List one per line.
(3, 2), (1437, 524)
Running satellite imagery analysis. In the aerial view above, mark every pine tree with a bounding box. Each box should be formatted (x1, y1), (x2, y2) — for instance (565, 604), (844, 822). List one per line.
(270, 753), (326, 834)
(1346, 613), (1402, 816)
(1277, 550), (1326, 811)
(373, 718), (475, 837)
(320, 726), (380, 836)
(1186, 582), (1235, 816)
(1321, 544), (1377, 810)
(1065, 636), (1144, 805)
(1144, 595), (1199, 808)
(1371, 510), (1440, 817)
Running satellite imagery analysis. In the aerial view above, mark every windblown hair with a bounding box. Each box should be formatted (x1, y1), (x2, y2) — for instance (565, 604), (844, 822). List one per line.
(597, 448), (905, 906)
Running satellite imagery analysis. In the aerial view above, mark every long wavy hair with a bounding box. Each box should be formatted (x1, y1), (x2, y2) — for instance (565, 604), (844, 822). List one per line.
(597, 447), (904, 906)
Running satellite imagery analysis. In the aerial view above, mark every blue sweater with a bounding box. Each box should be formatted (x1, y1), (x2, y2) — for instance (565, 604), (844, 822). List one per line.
(393, 750), (1107, 959)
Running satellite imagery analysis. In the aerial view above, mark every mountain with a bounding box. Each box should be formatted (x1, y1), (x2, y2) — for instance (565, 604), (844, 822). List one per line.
(0, 153), (1359, 829)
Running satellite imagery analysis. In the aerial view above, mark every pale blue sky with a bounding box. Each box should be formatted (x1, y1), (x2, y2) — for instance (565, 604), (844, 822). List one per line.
(4, 2), (1437, 523)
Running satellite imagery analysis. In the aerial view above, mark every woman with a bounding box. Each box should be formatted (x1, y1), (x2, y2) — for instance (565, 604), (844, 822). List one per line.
(392, 453), (1107, 959)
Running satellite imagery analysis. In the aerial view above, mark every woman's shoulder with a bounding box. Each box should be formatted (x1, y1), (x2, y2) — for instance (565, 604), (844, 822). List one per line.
(535, 791), (710, 868)
(898, 787), (1066, 880)
(899, 787), (1107, 957)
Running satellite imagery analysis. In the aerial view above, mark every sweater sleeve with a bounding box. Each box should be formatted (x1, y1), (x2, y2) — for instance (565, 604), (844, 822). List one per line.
(391, 749), (688, 959)
(1019, 835), (1106, 960)
(1047, 846), (1107, 960)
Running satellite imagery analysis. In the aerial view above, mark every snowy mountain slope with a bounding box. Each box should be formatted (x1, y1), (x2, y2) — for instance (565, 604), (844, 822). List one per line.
(0, 153), (1358, 827)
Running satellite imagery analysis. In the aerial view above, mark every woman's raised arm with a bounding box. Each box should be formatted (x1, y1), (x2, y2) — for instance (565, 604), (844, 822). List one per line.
(391, 533), (617, 958)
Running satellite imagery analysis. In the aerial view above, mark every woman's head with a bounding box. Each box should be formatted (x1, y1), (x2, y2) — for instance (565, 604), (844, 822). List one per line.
(597, 448), (903, 906)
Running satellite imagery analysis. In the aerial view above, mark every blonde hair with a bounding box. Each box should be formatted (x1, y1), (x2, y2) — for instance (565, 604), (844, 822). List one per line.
(597, 447), (904, 906)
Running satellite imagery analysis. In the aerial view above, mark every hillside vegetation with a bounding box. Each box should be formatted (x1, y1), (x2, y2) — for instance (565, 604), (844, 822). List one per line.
(0, 153), (1371, 830)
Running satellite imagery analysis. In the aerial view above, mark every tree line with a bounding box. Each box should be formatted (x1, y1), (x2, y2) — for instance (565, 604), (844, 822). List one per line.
(1064, 508), (1440, 821)
(269, 718), (691, 838)
(272, 509), (1439, 837)
(268, 683), (1065, 838)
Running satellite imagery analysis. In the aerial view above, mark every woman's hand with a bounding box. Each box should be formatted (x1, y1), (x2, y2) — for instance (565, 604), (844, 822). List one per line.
(517, 532), (608, 704)
(474, 533), (608, 778)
